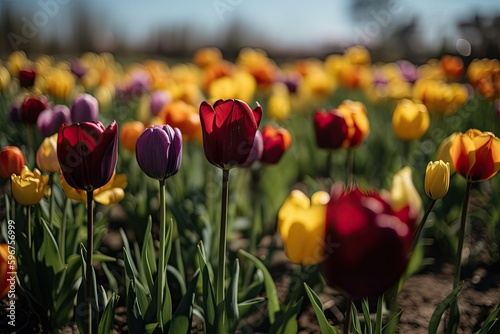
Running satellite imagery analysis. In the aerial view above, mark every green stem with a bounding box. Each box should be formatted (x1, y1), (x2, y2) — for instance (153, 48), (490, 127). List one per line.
(326, 150), (333, 180)
(59, 196), (69, 262)
(86, 190), (94, 334)
(285, 265), (306, 310)
(447, 181), (472, 333)
(158, 180), (166, 330)
(375, 294), (383, 334)
(410, 199), (436, 256)
(48, 173), (55, 229)
(344, 298), (352, 334)
(346, 149), (354, 185)
(27, 205), (32, 248)
(217, 169), (230, 330)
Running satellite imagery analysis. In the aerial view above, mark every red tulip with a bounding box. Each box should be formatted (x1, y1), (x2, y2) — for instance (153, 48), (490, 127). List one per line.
(313, 109), (348, 149)
(323, 186), (414, 298)
(260, 125), (292, 164)
(20, 95), (49, 124)
(57, 121), (118, 191)
(18, 68), (36, 88)
(199, 99), (262, 170)
(0, 146), (25, 179)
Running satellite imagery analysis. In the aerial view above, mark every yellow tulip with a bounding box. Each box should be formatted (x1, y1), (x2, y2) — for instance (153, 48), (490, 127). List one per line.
(36, 134), (60, 173)
(436, 133), (457, 174)
(61, 172), (127, 206)
(390, 166), (422, 221)
(267, 83), (291, 121)
(425, 161), (450, 200)
(277, 190), (330, 265)
(11, 166), (49, 205)
(44, 67), (75, 100)
(392, 99), (430, 141)
(0, 65), (11, 92)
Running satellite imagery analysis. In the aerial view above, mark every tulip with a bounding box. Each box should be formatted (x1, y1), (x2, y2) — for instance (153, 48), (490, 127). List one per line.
(120, 121), (146, 152)
(397, 60), (418, 84)
(150, 90), (171, 116)
(0, 244), (15, 299)
(267, 84), (291, 121)
(36, 105), (71, 137)
(390, 166), (422, 222)
(70, 93), (99, 123)
(436, 133), (457, 174)
(0, 65), (11, 92)
(241, 131), (263, 167)
(337, 100), (370, 148)
(0, 146), (25, 179)
(11, 166), (49, 205)
(278, 190), (330, 265)
(57, 120), (118, 191)
(44, 68), (75, 101)
(199, 99), (262, 170)
(450, 129), (500, 182)
(61, 172), (127, 206)
(18, 68), (36, 88)
(392, 99), (430, 141)
(159, 100), (203, 143)
(440, 55), (463, 79)
(193, 47), (223, 68)
(135, 125), (182, 180)
(313, 109), (348, 149)
(260, 125), (292, 164)
(20, 95), (49, 124)
(425, 161), (450, 200)
(70, 59), (87, 79)
(36, 134), (60, 174)
(323, 186), (414, 298)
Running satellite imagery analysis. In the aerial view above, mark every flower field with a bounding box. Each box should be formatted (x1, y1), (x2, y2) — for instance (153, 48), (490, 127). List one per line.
(0, 46), (499, 333)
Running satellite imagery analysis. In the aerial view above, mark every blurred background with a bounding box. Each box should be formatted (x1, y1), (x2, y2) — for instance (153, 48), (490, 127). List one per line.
(1, 0), (500, 62)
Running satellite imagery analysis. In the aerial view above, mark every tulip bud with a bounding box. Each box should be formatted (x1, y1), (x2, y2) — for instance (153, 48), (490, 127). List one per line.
(0, 146), (25, 179)
(425, 161), (450, 200)
(150, 90), (171, 116)
(390, 166), (422, 222)
(36, 105), (71, 138)
(18, 68), (36, 88)
(136, 125), (182, 180)
(313, 109), (348, 149)
(36, 134), (60, 173)
(120, 121), (146, 152)
(20, 95), (49, 124)
(260, 125), (292, 164)
(392, 99), (430, 141)
(70, 93), (99, 123)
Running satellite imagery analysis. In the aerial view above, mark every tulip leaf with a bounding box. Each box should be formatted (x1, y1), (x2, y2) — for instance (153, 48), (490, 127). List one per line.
(98, 292), (120, 334)
(429, 281), (464, 334)
(361, 298), (372, 334)
(351, 302), (362, 334)
(475, 307), (499, 334)
(93, 252), (117, 262)
(226, 258), (240, 330)
(167, 264), (187, 296)
(239, 249), (280, 324)
(304, 283), (339, 334)
(39, 219), (64, 274)
(197, 243), (216, 332)
(269, 298), (303, 334)
(141, 218), (155, 291)
(238, 298), (265, 319)
(169, 270), (200, 334)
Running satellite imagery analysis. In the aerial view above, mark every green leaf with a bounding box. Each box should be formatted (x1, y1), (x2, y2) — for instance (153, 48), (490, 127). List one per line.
(39, 219), (64, 273)
(361, 298), (372, 334)
(475, 307), (500, 334)
(303, 283), (339, 334)
(197, 243), (216, 332)
(429, 282), (464, 334)
(270, 298), (303, 334)
(351, 303), (362, 334)
(167, 265), (187, 296)
(141, 218), (155, 291)
(239, 249), (280, 324)
(169, 270), (200, 334)
(238, 298), (265, 319)
(226, 258), (240, 330)
(98, 293), (120, 334)
(93, 253), (117, 262)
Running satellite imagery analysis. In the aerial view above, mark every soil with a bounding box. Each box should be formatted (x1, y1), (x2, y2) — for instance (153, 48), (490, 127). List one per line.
(2, 233), (499, 334)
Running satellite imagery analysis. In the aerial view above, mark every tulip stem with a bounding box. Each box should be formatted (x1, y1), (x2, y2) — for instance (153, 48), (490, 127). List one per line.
(217, 169), (230, 330)
(48, 173), (55, 229)
(410, 199), (436, 255)
(27, 205), (32, 248)
(86, 190), (94, 334)
(326, 151), (333, 180)
(344, 297), (352, 334)
(346, 149), (354, 185)
(59, 197), (69, 262)
(157, 180), (166, 330)
(447, 181), (472, 333)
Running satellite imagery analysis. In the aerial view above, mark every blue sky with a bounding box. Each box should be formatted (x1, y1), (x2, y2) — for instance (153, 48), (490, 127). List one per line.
(4, 0), (500, 52)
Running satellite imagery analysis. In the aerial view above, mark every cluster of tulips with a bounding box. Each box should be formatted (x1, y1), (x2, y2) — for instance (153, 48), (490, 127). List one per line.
(0, 45), (499, 334)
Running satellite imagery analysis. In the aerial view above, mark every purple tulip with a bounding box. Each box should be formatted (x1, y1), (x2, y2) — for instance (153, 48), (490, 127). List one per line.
(37, 105), (71, 137)
(150, 90), (172, 116)
(57, 121), (118, 191)
(71, 93), (99, 123)
(126, 70), (151, 97)
(136, 125), (182, 180)
(280, 72), (301, 94)
(397, 60), (418, 84)
(241, 130), (263, 167)
(70, 59), (87, 79)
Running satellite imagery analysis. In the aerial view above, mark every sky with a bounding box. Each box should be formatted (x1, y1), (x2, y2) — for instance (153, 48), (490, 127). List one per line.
(3, 0), (500, 53)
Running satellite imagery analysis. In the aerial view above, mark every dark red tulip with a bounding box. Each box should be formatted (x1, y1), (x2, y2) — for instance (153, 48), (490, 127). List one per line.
(323, 186), (414, 298)
(20, 95), (49, 124)
(18, 68), (36, 88)
(260, 125), (292, 164)
(313, 109), (348, 149)
(199, 99), (262, 170)
(57, 121), (118, 191)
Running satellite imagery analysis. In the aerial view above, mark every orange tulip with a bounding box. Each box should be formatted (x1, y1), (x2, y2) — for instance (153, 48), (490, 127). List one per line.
(0, 146), (25, 179)
(120, 121), (146, 152)
(337, 99), (370, 148)
(450, 129), (500, 182)
(159, 100), (202, 143)
(440, 55), (463, 79)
